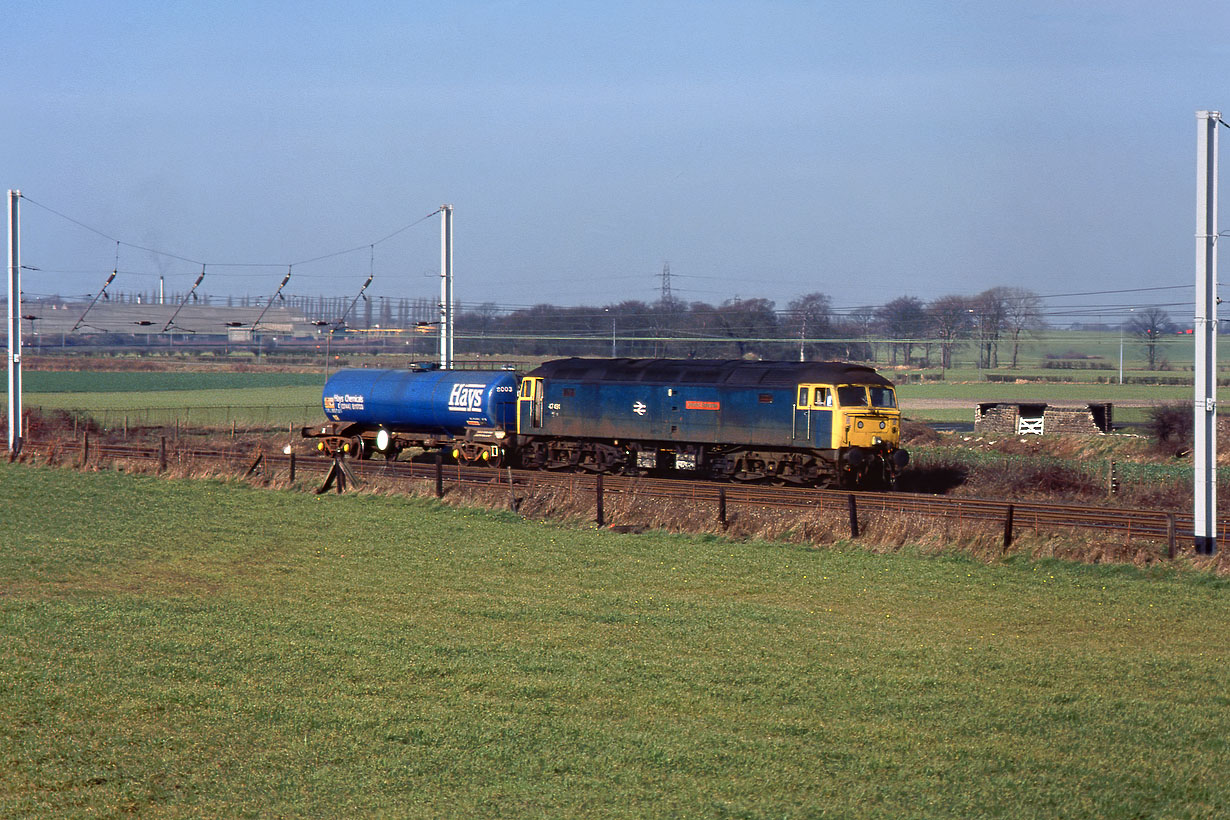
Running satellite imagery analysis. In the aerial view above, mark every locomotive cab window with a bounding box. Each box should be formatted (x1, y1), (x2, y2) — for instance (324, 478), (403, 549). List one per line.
(837, 386), (868, 407)
(796, 387), (810, 407)
(869, 386), (897, 408)
(519, 381), (533, 398)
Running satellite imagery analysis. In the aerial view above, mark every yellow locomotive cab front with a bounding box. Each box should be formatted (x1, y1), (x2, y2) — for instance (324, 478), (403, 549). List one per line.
(835, 384), (901, 449)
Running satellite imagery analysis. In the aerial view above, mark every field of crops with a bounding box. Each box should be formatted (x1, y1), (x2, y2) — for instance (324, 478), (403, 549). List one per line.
(2, 462), (1227, 818)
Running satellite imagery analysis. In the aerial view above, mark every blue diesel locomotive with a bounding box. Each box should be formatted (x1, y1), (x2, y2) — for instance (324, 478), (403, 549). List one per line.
(304, 357), (908, 488)
(517, 358), (907, 487)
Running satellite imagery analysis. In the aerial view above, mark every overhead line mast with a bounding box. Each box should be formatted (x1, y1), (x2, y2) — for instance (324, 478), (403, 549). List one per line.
(7, 190), (21, 454)
(439, 204), (453, 370)
(1194, 110), (1220, 556)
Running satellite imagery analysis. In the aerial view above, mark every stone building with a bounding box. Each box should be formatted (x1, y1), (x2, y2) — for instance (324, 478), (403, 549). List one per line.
(974, 402), (1113, 435)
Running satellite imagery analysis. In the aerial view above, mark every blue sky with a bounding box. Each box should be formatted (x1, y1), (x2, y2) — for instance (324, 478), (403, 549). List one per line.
(3, 1), (1228, 321)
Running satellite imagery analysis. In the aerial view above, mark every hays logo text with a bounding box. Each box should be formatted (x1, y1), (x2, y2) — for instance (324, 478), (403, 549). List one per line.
(448, 383), (486, 413)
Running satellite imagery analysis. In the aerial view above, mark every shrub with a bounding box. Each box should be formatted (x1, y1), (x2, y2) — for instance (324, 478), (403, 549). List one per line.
(1147, 403), (1192, 447)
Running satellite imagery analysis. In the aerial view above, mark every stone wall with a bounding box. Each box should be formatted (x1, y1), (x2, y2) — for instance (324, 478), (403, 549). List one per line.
(973, 403), (1112, 435)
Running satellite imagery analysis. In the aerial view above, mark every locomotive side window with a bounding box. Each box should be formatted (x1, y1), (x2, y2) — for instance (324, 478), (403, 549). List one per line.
(869, 386), (897, 408)
(837, 386), (868, 407)
(520, 381), (533, 399)
(796, 385), (834, 409)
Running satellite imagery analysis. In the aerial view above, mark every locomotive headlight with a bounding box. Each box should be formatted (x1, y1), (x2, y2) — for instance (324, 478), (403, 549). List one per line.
(879, 421), (886, 430)
(857, 421), (864, 429)
(316, 442), (324, 451)
(375, 429), (391, 451)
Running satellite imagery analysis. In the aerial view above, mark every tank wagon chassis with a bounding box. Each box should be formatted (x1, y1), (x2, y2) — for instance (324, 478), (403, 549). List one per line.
(301, 422), (509, 466)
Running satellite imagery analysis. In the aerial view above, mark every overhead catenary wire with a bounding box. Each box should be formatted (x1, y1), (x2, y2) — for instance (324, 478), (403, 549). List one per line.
(18, 193), (441, 274)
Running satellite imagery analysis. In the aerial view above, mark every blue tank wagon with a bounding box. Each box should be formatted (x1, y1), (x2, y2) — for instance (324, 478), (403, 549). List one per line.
(516, 358), (908, 487)
(302, 367), (518, 463)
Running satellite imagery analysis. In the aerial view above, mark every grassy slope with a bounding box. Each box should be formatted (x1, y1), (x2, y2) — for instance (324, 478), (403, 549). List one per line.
(1, 463), (1228, 818)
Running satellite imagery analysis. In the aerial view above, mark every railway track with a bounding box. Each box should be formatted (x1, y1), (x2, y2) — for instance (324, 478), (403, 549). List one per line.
(18, 435), (1219, 549)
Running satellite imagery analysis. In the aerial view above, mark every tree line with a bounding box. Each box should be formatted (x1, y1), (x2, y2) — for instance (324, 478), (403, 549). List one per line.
(448, 287), (1177, 367)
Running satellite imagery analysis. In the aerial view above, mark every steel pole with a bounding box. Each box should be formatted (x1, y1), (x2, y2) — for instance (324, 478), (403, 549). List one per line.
(439, 204), (454, 370)
(7, 190), (21, 454)
(1194, 111), (1220, 555)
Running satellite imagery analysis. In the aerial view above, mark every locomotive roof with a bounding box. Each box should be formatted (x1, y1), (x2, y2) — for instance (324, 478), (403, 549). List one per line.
(527, 358), (894, 388)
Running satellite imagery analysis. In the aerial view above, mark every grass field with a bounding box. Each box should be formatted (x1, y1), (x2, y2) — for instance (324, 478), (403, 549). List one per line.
(3, 371), (326, 429)
(2, 462), (1228, 818)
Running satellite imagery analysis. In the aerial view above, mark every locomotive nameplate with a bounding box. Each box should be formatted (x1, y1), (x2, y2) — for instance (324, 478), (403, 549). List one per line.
(685, 400), (720, 410)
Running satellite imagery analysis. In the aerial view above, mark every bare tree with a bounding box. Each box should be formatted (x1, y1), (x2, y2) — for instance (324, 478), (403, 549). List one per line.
(1127, 307), (1173, 370)
(875, 296), (928, 366)
(999, 287), (1044, 368)
(971, 288), (1010, 368)
(711, 298), (779, 358)
(784, 292), (833, 360)
(926, 294), (972, 370)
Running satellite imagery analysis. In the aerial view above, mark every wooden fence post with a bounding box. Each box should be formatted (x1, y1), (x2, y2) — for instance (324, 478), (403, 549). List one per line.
(435, 450), (444, 499)
(1003, 504), (1015, 551)
(847, 494), (859, 539)
(595, 472), (605, 528)
(1166, 513), (1176, 560)
(718, 487), (727, 529)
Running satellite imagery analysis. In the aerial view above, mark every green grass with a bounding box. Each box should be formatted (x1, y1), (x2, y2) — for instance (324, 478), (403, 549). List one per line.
(16, 371), (326, 393)
(3, 371), (327, 428)
(1, 462), (1228, 818)
(898, 381), (1194, 404)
